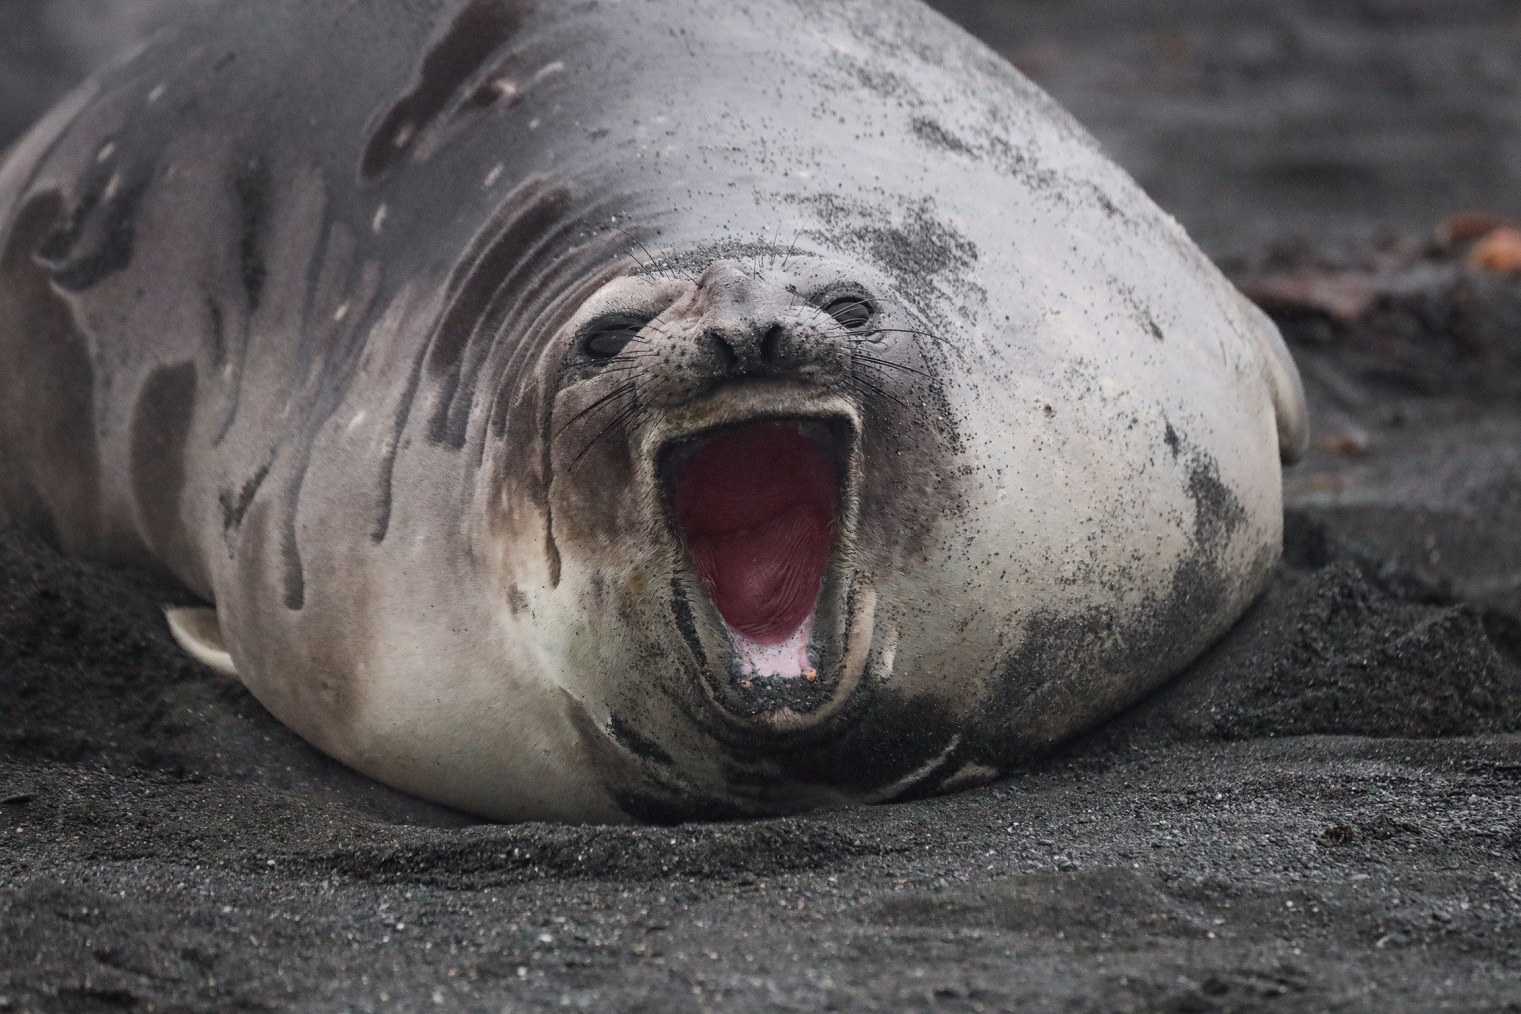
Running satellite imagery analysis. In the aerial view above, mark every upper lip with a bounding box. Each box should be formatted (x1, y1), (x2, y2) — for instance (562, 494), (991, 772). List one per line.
(656, 416), (852, 516)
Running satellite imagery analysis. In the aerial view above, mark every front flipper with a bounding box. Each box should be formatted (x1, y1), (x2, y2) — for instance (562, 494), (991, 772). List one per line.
(164, 607), (238, 680)
(1243, 299), (1311, 465)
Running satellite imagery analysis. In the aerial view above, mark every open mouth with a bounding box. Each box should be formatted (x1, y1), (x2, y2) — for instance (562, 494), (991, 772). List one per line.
(663, 419), (848, 689)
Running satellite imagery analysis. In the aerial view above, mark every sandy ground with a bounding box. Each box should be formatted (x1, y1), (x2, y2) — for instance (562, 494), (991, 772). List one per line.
(3, 2), (1521, 1011)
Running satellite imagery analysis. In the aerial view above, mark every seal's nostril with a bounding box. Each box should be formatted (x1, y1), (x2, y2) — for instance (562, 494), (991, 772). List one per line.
(760, 324), (786, 363)
(708, 328), (738, 371)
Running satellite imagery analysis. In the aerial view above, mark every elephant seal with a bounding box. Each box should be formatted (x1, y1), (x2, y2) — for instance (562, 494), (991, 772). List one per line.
(0, 0), (1307, 822)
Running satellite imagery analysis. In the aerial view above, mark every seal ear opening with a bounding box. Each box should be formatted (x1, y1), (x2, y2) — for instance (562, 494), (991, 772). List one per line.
(164, 606), (239, 680)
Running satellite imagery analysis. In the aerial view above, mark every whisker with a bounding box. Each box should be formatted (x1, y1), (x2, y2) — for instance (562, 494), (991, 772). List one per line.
(850, 352), (931, 379)
(638, 241), (672, 282)
(595, 361), (656, 381)
(611, 228), (658, 277)
(830, 297), (874, 313)
(845, 372), (911, 410)
(553, 382), (636, 439)
(592, 349), (662, 374)
(641, 321), (680, 342)
(592, 369), (647, 385)
(618, 228), (687, 284)
(570, 399), (647, 470)
(868, 327), (962, 355)
(779, 227), (804, 271)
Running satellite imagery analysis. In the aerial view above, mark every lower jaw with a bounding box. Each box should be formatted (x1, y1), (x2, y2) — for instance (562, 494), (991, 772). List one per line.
(698, 566), (843, 721)
(674, 541), (856, 725)
(728, 614), (820, 688)
(697, 572), (878, 731)
(714, 610), (838, 720)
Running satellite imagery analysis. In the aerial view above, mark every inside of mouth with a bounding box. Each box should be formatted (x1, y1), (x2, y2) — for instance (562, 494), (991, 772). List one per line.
(671, 421), (838, 651)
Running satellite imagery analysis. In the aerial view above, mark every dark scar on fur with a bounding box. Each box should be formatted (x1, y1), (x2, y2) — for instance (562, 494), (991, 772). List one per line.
(215, 156), (272, 445)
(279, 257), (382, 611)
(0, 191), (101, 550)
(130, 363), (197, 572)
(220, 458), (271, 535)
(607, 714), (675, 768)
(280, 497), (305, 609)
(375, 340), (428, 544)
(541, 404), (563, 589)
(234, 158), (269, 313)
(372, 177), (570, 543)
(361, 0), (532, 181)
(669, 578), (707, 672)
(35, 160), (148, 293)
(427, 179), (572, 449)
(205, 296), (226, 368)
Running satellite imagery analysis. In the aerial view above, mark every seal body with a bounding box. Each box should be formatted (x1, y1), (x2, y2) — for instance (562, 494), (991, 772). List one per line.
(0, 0), (1307, 822)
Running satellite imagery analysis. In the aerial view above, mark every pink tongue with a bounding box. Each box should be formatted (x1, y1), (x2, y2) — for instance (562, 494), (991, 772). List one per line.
(673, 423), (837, 645)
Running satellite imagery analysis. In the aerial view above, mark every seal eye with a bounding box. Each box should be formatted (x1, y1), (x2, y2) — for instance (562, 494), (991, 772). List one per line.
(823, 295), (874, 331)
(581, 314), (650, 360)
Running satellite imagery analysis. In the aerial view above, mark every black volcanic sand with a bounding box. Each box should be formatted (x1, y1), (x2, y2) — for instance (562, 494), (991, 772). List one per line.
(931, 0), (1521, 262)
(6, 3), (1521, 1013)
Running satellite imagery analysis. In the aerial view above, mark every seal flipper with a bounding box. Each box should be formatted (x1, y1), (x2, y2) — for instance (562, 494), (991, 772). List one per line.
(164, 607), (239, 680)
(1243, 299), (1310, 465)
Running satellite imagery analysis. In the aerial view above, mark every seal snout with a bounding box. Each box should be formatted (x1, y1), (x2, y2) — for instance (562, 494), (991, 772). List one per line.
(705, 322), (799, 377)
